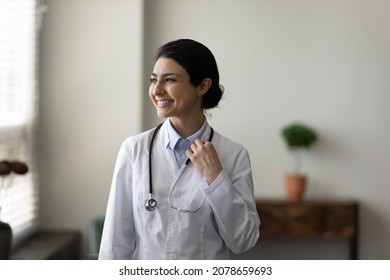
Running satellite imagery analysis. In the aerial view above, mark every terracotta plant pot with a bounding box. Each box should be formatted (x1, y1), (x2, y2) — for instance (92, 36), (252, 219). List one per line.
(284, 174), (307, 202)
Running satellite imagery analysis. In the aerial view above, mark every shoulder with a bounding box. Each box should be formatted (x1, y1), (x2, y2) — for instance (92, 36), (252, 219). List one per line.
(123, 128), (154, 145)
(213, 131), (247, 151)
(119, 127), (156, 155)
(212, 131), (252, 175)
(213, 131), (249, 159)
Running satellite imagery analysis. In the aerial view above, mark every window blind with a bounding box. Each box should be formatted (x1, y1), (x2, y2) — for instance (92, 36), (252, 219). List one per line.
(0, 0), (39, 244)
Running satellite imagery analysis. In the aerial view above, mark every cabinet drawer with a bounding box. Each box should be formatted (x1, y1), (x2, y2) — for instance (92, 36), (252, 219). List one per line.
(257, 200), (357, 238)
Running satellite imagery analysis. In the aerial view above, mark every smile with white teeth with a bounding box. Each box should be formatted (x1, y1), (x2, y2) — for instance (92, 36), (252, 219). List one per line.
(156, 99), (173, 106)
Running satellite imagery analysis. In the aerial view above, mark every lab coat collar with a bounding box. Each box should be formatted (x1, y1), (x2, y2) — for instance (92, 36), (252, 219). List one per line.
(165, 118), (209, 150)
(162, 119), (212, 150)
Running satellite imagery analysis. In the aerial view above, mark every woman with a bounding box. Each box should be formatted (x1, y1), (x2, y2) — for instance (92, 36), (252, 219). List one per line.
(99, 39), (260, 260)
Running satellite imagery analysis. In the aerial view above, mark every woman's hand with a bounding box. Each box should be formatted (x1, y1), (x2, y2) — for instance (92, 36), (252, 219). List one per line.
(186, 139), (223, 185)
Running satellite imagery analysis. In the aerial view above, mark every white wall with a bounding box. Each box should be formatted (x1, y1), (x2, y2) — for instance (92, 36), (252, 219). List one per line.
(39, 0), (390, 259)
(39, 0), (143, 255)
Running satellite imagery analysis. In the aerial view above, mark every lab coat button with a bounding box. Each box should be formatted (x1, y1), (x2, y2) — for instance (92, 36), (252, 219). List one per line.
(171, 223), (178, 229)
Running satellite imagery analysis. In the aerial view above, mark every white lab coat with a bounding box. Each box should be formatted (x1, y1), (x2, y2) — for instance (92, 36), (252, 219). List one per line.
(99, 120), (260, 260)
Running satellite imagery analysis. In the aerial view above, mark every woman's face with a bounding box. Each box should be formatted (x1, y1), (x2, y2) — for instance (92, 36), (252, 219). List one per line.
(149, 57), (204, 121)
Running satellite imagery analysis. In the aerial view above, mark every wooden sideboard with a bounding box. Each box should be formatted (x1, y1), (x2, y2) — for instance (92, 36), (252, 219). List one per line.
(256, 200), (359, 259)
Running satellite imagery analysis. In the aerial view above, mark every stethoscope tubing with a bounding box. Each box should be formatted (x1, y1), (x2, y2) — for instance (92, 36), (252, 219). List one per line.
(145, 123), (214, 212)
(148, 123), (163, 196)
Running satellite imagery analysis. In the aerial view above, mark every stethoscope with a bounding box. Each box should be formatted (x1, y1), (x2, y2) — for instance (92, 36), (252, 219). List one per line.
(144, 123), (214, 212)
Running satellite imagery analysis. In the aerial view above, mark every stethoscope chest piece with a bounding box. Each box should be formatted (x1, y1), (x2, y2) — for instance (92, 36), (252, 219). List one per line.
(145, 198), (157, 211)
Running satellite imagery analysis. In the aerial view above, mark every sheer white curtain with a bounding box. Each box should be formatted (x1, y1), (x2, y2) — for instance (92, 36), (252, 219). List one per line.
(0, 0), (41, 244)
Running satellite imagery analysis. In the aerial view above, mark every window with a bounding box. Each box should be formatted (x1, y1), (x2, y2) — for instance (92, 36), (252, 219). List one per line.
(0, 0), (40, 244)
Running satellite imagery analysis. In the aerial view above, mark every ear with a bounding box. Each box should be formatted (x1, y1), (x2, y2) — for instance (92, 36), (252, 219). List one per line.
(198, 78), (212, 96)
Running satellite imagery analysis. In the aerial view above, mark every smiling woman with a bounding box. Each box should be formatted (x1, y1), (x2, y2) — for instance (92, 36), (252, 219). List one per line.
(99, 39), (260, 260)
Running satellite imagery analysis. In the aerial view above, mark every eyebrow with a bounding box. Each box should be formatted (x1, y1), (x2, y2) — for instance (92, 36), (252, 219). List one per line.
(151, 73), (181, 77)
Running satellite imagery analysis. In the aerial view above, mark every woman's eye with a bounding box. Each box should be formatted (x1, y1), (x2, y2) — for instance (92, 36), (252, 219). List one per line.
(149, 77), (176, 84)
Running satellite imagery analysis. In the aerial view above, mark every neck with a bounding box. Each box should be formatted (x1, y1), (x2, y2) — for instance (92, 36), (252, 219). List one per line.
(170, 115), (206, 138)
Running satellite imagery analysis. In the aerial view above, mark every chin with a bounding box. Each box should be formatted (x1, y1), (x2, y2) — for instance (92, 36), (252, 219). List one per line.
(156, 110), (169, 119)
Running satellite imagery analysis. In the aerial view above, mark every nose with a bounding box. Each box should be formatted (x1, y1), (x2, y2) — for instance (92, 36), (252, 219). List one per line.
(150, 80), (165, 96)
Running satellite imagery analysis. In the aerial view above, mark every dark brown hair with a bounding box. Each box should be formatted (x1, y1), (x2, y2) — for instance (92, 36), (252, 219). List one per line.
(156, 39), (224, 109)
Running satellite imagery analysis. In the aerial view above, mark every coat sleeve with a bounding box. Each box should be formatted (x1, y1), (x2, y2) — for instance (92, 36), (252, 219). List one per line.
(98, 140), (135, 259)
(201, 146), (260, 254)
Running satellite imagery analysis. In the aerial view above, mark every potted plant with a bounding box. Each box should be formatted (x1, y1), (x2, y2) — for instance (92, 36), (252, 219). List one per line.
(281, 122), (318, 201)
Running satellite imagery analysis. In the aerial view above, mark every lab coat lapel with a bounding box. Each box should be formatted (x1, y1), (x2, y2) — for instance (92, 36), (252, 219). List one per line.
(158, 121), (180, 176)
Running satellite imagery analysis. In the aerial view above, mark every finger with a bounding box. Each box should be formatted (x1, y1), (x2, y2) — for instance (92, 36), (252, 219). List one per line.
(185, 149), (193, 158)
(194, 138), (205, 146)
(190, 140), (201, 152)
